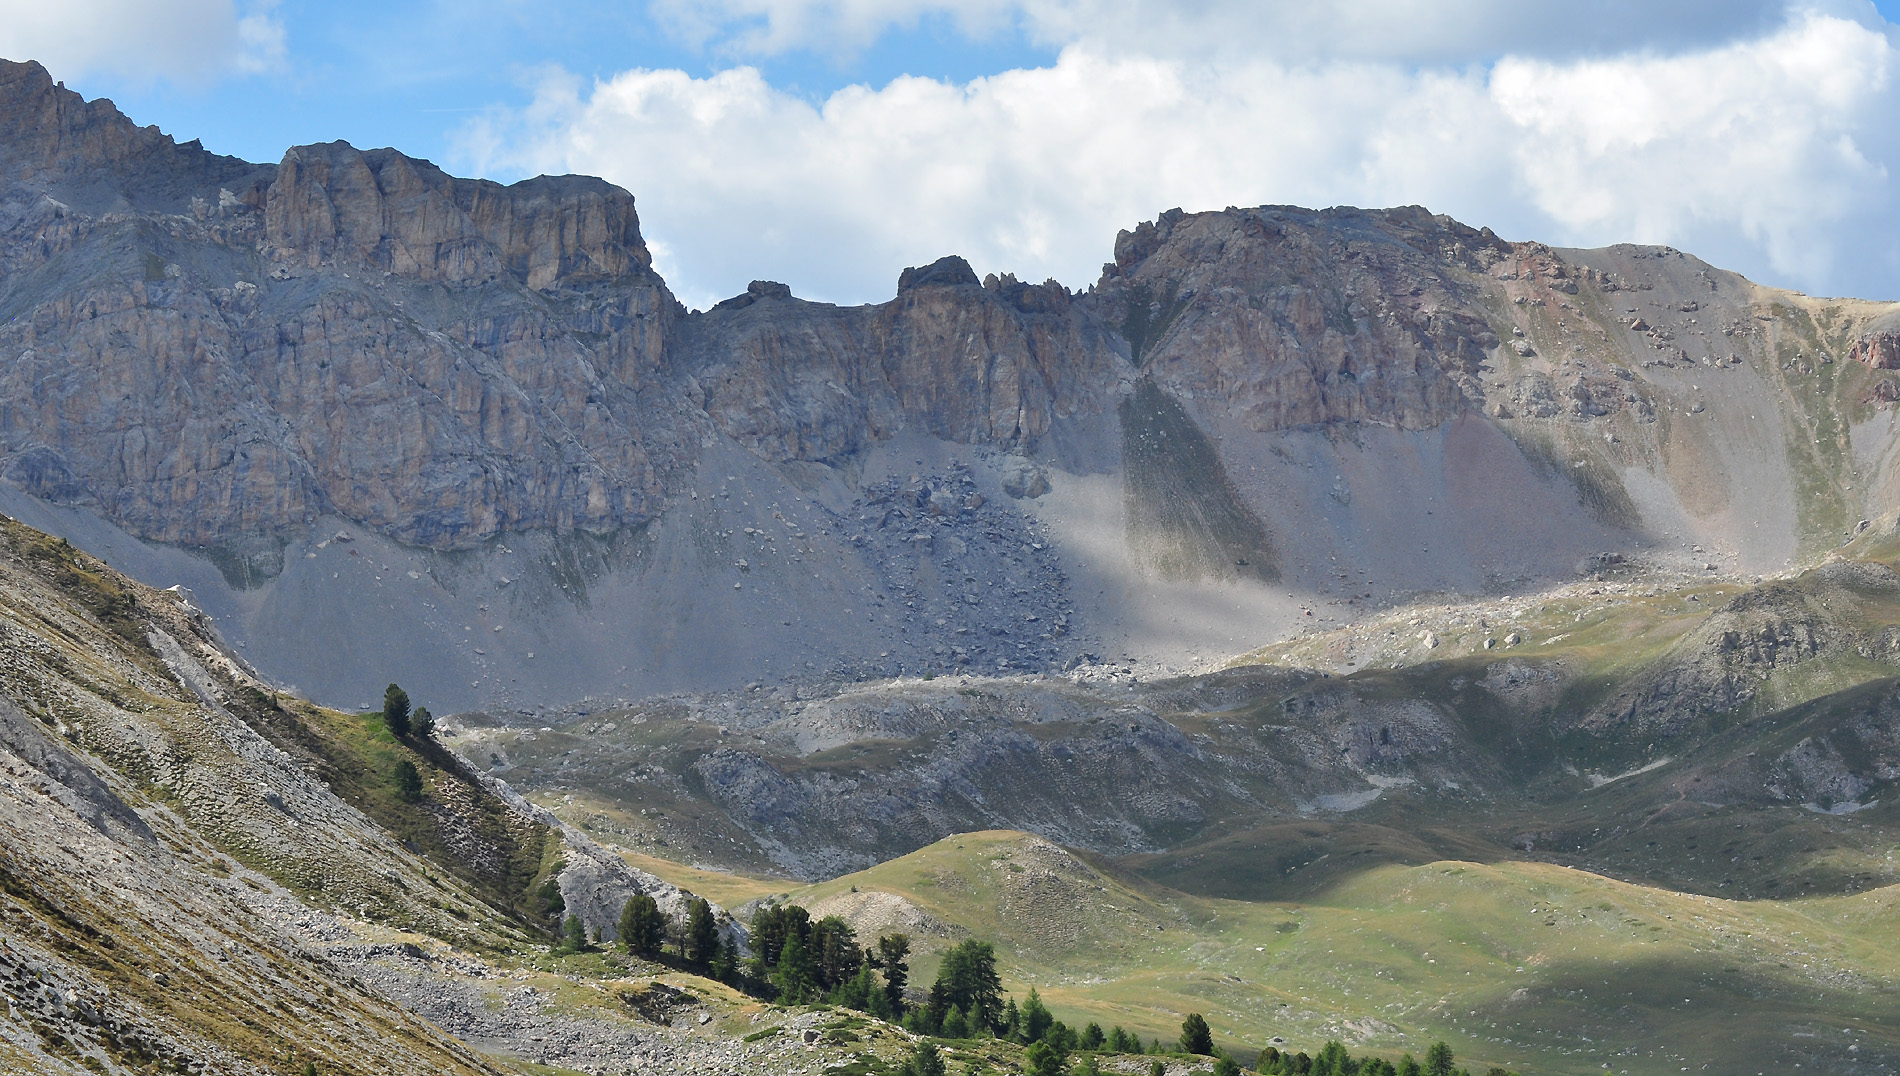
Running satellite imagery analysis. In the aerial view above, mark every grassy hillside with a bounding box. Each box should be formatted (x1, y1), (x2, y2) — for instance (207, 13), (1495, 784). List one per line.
(644, 830), (1900, 1076)
(461, 544), (1900, 1074)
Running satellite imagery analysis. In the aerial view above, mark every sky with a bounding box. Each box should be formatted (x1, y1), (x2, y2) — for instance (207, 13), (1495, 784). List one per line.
(4, 1), (1899, 311)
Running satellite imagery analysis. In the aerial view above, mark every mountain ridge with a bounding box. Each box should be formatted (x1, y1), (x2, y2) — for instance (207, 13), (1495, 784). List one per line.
(4, 54), (1900, 716)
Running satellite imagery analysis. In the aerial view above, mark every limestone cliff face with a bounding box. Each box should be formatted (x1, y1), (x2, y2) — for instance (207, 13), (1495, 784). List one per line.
(1089, 205), (1501, 433)
(0, 59), (686, 548)
(263, 141), (650, 289)
(5, 53), (1900, 587)
(684, 262), (1129, 466)
(0, 61), (1140, 550)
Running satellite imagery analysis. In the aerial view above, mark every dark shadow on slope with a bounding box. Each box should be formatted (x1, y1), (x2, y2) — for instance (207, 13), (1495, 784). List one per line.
(1120, 378), (1278, 583)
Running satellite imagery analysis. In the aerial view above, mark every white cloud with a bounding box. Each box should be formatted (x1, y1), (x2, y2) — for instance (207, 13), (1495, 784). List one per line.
(650, 0), (1800, 63)
(1492, 12), (1893, 285)
(0, 0), (285, 85)
(465, 9), (1900, 306)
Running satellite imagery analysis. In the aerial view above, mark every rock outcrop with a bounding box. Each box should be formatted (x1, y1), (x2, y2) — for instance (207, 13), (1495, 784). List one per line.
(1852, 330), (1900, 369)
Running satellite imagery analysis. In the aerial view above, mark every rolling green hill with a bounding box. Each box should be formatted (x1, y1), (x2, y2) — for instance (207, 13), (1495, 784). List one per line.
(627, 829), (1899, 1076)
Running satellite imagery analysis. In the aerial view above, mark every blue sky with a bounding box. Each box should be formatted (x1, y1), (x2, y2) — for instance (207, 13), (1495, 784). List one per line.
(5, 1), (1899, 307)
(35, 1), (1062, 170)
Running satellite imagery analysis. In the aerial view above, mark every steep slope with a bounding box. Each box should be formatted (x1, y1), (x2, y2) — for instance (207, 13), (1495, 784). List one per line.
(4, 58), (1900, 711)
(0, 513), (720, 1072)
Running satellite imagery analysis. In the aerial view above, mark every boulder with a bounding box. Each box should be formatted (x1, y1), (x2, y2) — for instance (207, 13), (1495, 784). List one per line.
(999, 457), (1051, 499)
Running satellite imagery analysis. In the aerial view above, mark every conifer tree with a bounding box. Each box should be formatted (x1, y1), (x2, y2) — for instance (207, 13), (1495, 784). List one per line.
(1020, 987), (1054, 1044)
(1397, 1054), (1421, 1076)
(771, 929), (818, 1002)
(1213, 1054), (1242, 1076)
(619, 894), (665, 957)
(382, 683), (411, 737)
(1024, 1041), (1066, 1076)
(558, 913), (586, 953)
(685, 897), (719, 968)
(1424, 1042), (1456, 1076)
(1180, 1012), (1214, 1055)
(930, 940), (1004, 1031)
(904, 1040), (947, 1076)
(393, 759), (423, 803)
(1313, 1040), (1351, 1076)
(811, 915), (862, 988)
(876, 933), (911, 1015)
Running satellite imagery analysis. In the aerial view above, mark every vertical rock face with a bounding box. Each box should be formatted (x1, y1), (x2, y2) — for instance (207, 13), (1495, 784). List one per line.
(683, 258), (1129, 466)
(0, 58), (688, 549)
(263, 141), (651, 288)
(1090, 205), (1500, 431)
(9, 56), (1900, 710)
(0, 59), (270, 213)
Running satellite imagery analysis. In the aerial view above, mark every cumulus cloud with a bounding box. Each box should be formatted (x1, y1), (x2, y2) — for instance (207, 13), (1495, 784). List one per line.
(1492, 13), (1893, 285)
(0, 0), (285, 85)
(464, 8), (1898, 307)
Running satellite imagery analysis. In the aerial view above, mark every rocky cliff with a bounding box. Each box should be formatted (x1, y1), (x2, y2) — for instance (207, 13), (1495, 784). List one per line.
(5, 56), (1900, 710)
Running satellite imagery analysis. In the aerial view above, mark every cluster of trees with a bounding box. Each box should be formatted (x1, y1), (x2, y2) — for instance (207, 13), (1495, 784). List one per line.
(571, 894), (1507, 1076)
(588, 892), (726, 972)
(382, 683), (434, 804)
(1246, 1039), (1491, 1076)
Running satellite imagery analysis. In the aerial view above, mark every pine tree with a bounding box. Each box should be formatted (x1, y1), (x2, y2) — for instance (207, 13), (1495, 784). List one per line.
(685, 897), (719, 967)
(876, 933), (911, 1015)
(393, 759), (423, 803)
(1107, 1026), (1140, 1053)
(1397, 1054), (1421, 1076)
(930, 940), (1005, 1031)
(1024, 1041), (1066, 1076)
(1313, 1040), (1351, 1076)
(1147, 1059), (1165, 1076)
(1081, 1022), (1105, 1050)
(557, 913), (586, 954)
(1020, 987), (1053, 1044)
(941, 1004), (970, 1039)
(1424, 1042), (1456, 1076)
(1075, 1054), (1103, 1076)
(832, 961), (891, 1016)
(1001, 998), (1021, 1042)
(619, 893), (665, 957)
(411, 705), (434, 738)
(904, 1006), (940, 1036)
(382, 683), (411, 737)
(771, 929), (819, 1003)
(1213, 1054), (1242, 1076)
(811, 915), (862, 989)
(1179, 1012), (1214, 1055)
(905, 1040), (948, 1076)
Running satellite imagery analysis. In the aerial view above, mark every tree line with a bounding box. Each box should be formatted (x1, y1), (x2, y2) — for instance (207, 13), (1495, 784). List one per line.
(585, 895), (1510, 1076)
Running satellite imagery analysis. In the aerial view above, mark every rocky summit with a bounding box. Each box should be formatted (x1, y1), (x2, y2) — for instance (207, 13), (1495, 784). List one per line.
(7, 55), (1900, 1076)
